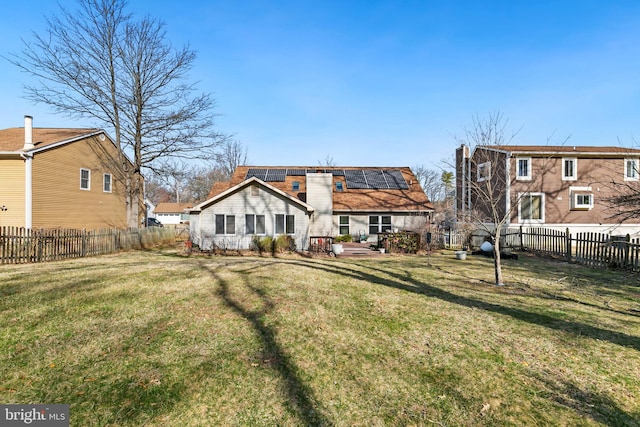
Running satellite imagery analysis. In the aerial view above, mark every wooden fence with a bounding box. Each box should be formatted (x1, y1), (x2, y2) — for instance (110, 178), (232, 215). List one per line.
(0, 226), (177, 264)
(432, 226), (640, 272)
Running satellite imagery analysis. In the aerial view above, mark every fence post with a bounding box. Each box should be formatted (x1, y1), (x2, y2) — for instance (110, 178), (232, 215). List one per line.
(565, 228), (571, 262)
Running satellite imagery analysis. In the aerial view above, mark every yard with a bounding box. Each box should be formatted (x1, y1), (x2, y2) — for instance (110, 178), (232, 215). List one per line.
(1, 249), (639, 426)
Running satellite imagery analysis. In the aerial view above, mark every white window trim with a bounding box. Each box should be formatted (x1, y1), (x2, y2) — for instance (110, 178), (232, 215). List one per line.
(516, 157), (531, 181)
(215, 214), (236, 235)
(103, 173), (112, 193)
(569, 186), (594, 211)
(562, 157), (577, 181)
(624, 158), (639, 181)
(245, 214), (266, 235)
(80, 168), (91, 191)
(477, 161), (491, 182)
(518, 192), (545, 224)
(274, 214), (295, 235)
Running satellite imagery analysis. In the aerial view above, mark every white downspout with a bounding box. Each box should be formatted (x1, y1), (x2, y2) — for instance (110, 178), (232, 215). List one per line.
(23, 116), (34, 229)
(24, 154), (33, 229)
(505, 153), (511, 225)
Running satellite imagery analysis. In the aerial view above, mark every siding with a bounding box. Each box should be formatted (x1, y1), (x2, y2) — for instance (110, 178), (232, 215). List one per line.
(195, 183), (311, 251)
(0, 158), (26, 227)
(509, 156), (629, 225)
(31, 135), (129, 229)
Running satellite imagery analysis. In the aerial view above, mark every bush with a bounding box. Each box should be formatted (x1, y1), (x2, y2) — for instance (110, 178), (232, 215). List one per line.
(251, 235), (273, 253)
(334, 234), (352, 243)
(274, 235), (296, 253)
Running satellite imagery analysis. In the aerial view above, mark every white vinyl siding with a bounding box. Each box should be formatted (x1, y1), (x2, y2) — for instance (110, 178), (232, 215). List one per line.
(194, 184), (310, 251)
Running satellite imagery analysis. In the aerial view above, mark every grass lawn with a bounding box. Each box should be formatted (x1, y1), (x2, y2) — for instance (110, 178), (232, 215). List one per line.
(1, 248), (639, 426)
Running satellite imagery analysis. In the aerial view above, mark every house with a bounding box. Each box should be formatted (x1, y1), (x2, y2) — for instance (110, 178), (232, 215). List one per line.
(455, 144), (640, 234)
(153, 202), (193, 225)
(188, 166), (434, 251)
(0, 115), (143, 230)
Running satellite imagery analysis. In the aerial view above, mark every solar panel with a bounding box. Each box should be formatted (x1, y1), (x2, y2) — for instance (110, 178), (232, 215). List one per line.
(344, 170), (368, 189)
(286, 169), (307, 176)
(384, 170), (409, 189)
(246, 168), (267, 180)
(331, 169), (345, 176)
(364, 170), (388, 189)
(265, 169), (286, 182)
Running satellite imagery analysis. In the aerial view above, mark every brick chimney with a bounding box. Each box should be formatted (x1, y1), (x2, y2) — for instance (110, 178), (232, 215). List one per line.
(23, 115), (34, 150)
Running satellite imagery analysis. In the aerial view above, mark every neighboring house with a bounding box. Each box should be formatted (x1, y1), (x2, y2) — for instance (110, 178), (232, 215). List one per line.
(455, 144), (640, 234)
(0, 115), (143, 230)
(189, 166), (434, 251)
(153, 202), (193, 225)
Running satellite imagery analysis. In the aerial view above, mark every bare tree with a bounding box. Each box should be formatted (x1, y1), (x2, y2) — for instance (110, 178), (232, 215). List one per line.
(454, 112), (520, 286)
(8, 0), (227, 226)
(186, 165), (230, 203)
(414, 165), (444, 202)
(215, 139), (248, 180)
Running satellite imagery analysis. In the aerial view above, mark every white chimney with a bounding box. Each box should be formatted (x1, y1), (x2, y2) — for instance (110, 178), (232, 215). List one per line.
(23, 115), (34, 150)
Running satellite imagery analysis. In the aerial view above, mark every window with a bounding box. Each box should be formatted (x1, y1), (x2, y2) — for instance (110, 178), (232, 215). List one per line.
(245, 214), (266, 235)
(562, 158), (577, 180)
(570, 187), (594, 210)
(516, 157), (531, 180)
(275, 214), (295, 234)
(292, 181), (300, 191)
(215, 214), (235, 235)
(250, 186), (259, 197)
(625, 158), (639, 181)
(339, 216), (349, 235)
(369, 215), (392, 234)
(80, 168), (90, 190)
(519, 193), (544, 222)
(335, 181), (344, 192)
(477, 162), (491, 182)
(103, 173), (112, 193)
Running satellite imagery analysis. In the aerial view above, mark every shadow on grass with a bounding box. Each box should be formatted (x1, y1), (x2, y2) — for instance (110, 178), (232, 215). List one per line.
(529, 371), (640, 426)
(197, 261), (333, 426)
(275, 258), (640, 424)
(283, 258), (640, 352)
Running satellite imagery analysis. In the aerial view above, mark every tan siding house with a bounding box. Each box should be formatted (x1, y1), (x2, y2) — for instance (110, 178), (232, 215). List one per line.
(456, 144), (640, 234)
(0, 116), (142, 230)
(190, 166), (433, 251)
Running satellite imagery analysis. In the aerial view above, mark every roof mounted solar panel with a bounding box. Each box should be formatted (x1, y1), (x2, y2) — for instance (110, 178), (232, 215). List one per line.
(344, 169), (368, 189)
(384, 169), (409, 189)
(246, 168), (267, 180)
(364, 169), (388, 189)
(286, 168), (307, 176)
(265, 168), (286, 182)
(331, 169), (345, 176)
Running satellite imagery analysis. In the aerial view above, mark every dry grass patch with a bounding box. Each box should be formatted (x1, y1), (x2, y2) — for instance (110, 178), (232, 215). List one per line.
(1, 249), (639, 426)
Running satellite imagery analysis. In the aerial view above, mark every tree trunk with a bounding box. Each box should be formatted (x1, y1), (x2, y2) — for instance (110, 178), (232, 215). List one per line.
(493, 236), (505, 286)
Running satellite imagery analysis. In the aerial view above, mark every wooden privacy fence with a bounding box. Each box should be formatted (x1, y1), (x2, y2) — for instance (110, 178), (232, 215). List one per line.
(0, 226), (176, 264)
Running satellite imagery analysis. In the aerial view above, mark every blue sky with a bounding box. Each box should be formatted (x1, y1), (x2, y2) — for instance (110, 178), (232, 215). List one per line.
(2, 0), (640, 169)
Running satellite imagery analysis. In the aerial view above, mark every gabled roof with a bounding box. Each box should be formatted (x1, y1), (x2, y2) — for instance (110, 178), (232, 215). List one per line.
(0, 127), (102, 151)
(192, 176), (315, 213)
(478, 145), (640, 156)
(154, 202), (194, 214)
(208, 166), (433, 212)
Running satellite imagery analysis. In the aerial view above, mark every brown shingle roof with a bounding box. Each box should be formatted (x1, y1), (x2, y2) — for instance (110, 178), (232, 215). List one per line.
(154, 202), (194, 214)
(0, 127), (101, 151)
(221, 166), (433, 212)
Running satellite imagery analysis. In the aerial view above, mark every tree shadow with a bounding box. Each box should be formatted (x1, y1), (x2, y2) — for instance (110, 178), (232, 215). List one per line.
(282, 259), (640, 353)
(197, 260), (333, 426)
